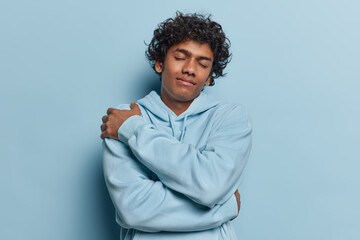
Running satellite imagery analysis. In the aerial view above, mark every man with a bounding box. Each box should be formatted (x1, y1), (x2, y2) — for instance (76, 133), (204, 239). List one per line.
(100, 12), (252, 240)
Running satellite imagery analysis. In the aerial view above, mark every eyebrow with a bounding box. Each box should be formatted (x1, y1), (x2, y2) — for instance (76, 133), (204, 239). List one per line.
(173, 48), (212, 61)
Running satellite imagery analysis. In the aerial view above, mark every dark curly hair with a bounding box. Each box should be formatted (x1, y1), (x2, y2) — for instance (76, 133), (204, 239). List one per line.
(145, 12), (231, 86)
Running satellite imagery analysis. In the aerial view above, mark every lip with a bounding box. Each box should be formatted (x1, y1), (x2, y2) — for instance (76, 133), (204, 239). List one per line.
(176, 78), (195, 86)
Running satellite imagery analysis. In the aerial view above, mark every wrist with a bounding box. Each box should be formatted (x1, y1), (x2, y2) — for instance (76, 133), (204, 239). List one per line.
(118, 115), (146, 144)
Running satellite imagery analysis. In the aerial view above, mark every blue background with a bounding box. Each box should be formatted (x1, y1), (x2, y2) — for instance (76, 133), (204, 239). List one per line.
(1, 0), (359, 239)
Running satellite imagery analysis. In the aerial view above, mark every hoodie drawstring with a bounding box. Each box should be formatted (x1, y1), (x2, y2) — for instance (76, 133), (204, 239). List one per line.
(168, 114), (188, 142)
(180, 114), (187, 142)
(169, 115), (175, 137)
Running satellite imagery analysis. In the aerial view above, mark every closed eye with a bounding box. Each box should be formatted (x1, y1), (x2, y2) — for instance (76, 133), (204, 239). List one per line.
(174, 56), (186, 60)
(199, 62), (209, 68)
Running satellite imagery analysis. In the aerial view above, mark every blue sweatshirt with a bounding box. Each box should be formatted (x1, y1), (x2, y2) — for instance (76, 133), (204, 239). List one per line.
(103, 90), (252, 240)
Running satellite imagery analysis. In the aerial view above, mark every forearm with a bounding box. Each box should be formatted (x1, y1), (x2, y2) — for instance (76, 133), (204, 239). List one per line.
(103, 138), (238, 232)
(118, 105), (252, 208)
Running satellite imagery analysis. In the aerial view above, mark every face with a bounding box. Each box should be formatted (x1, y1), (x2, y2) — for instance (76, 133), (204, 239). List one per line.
(155, 40), (214, 106)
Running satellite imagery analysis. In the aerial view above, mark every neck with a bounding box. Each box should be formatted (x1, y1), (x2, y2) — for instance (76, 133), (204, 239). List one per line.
(161, 95), (194, 116)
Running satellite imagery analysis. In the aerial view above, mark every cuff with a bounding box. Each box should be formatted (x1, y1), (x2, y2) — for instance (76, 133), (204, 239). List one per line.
(118, 115), (146, 144)
(219, 194), (238, 222)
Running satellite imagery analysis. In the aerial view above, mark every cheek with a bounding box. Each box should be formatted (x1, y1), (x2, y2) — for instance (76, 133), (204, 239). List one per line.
(168, 59), (183, 72)
(200, 71), (211, 83)
(162, 69), (172, 82)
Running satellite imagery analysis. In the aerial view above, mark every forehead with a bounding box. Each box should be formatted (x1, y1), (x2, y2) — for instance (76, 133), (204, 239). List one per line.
(168, 40), (214, 59)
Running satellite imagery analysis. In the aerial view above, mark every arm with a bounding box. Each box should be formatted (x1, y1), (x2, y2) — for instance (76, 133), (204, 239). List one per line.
(103, 137), (238, 232)
(118, 105), (252, 208)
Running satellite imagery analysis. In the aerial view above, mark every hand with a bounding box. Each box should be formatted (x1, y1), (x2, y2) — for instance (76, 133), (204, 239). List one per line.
(231, 189), (241, 221)
(235, 189), (241, 213)
(100, 102), (141, 140)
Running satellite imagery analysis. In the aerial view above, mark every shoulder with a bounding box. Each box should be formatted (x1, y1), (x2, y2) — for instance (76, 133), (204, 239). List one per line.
(115, 103), (150, 123)
(210, 102), (252, 132)
(202, 92), (250, 120)
(214, 102), (251, 121)
(116, 103), (131, 111)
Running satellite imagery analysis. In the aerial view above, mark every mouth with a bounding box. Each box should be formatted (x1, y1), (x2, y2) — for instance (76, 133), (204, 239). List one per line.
(176, 78), (196, 86)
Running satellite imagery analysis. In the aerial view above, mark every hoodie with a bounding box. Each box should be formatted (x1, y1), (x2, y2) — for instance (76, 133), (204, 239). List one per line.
(103, 90), (252, 240)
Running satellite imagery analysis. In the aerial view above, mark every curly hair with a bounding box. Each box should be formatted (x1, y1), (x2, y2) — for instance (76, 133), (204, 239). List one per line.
(145, 12), (231, 86)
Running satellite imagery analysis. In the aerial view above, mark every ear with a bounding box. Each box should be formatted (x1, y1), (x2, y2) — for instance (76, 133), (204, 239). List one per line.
(204, 74), (212, 86)
(155, 59), (163, 73)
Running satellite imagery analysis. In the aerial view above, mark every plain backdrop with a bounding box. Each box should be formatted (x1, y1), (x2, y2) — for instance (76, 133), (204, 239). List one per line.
(1, 0), (359, 239)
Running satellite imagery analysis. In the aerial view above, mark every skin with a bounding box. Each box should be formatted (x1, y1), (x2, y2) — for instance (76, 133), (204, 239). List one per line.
(100, 40), (214, 139)
(100, 40), (241, 216)
(155, 40), (213, 116)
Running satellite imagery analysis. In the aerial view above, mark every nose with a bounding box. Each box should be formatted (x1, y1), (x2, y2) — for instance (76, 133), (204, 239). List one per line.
(182, 58), (196, 77)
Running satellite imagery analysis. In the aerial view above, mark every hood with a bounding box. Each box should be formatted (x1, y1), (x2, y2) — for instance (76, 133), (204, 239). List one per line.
(137, 90), (220, 120)
(136, 90), (220, 141)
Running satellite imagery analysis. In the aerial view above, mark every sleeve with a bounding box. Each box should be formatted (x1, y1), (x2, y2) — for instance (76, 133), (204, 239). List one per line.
(103, 138), (238, 233)
(118, 105), (252, 208)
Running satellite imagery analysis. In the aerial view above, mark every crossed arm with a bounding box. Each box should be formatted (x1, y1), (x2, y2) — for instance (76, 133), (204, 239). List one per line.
(101, 103), (251, 231)
(103, 137), (238, 232)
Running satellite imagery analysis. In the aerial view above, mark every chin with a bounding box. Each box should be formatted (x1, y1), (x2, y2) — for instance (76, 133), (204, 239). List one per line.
(175, 94), (198, 102)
